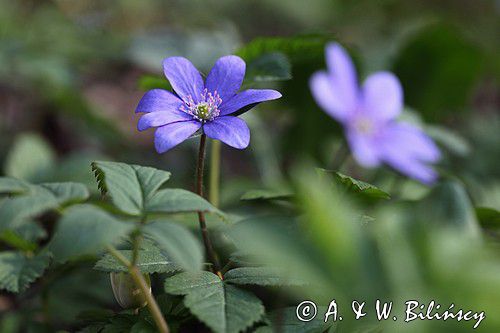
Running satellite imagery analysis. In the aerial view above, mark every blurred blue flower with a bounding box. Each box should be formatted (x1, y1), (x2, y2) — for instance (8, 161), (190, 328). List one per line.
(310, 43), (441, 184)
(136, 56), (281, 153)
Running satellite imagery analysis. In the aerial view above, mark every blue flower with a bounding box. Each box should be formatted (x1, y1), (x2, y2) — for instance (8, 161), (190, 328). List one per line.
(310, 43), (441, 184)
(136, 56), (281, 152)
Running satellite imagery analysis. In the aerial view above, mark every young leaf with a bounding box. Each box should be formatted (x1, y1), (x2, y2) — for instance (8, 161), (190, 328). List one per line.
(164, 271), (264, 333)
(146, 189), (224, 218)
(0, 251), (51, 293)
(49, 205), (134, 263)
(317, 169), (390, 201)
(240, 189), (293, 202)
(91, 161), (171, 216)
(143, 221), (204, 272)
(0, 177), (30, 195)
(224, 267), (305, 287)
(0, 187), (59, 232)
(39, 182), (90, 206)
(94, 249), (180, 274)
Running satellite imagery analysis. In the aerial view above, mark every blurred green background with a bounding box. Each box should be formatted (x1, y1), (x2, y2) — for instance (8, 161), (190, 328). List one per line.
(0, 0), (499, 332)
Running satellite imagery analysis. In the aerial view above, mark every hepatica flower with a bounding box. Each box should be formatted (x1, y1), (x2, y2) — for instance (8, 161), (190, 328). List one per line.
(136, 56), (281, 152)
(310, 43), (441, 184)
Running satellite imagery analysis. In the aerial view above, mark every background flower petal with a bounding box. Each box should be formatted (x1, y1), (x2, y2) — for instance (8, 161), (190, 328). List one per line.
(203, 116), (250, 149)
(219, 89), (281, 116)
(205, 55), (246, 101)
(310, 71), (351, 122)
(346, 130), (381, 167)
(154, 120), (201, 153)
(380, 122), (441, 162)
(163, 57), (204, 102)
(325, 43), (359, 112)
(377, 122), (441, 183)
(137, 110), (193, 131)
(362, 72), (403, 121)
(135, 89), (183, 114)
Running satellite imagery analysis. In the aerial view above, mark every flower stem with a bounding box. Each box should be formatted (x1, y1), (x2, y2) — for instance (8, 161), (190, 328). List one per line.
(209, 139), (221, 207)
(107, 246), (170, 333)
(197, 134), (222, 278)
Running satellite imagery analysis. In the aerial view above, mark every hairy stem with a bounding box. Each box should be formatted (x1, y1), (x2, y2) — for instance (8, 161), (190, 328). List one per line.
(209, 139), (221, 207)
(197, 134), (222, 278)
(107, 246), (170, 333)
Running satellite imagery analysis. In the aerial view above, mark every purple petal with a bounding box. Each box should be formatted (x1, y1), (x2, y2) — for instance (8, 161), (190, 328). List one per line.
(380, 122), (441, 162)
(205, 55), (246, 101)
(325, 43), (359, 112)
(377, 122), (441, 184)
(384, 153), (438, 184)
(310, 71), (351, 122)
(219, 89), (282, 116)
(203, 116), (250, 149)
(163, 57), (204, 103)
(346, 130), (381, 167)
(137, 110), (193, 131)
(135, 89), (183, 114)
(362, 72), (403, 121)
(154, 120), (201, 153)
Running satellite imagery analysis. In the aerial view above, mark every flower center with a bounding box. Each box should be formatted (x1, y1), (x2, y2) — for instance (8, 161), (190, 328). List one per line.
(180, 89), (222, 122)
(353, 117), (374, 135)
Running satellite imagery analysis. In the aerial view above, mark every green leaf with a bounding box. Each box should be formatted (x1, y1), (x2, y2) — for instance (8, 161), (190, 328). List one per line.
(0, 186), (59, 232)
(393, 24), (483, 121)
(94, 249), (180, 274)
(143, 221), (204, 272)
(0, 222), (46, 252)
(318, 169), (390, 201)
(475, 207), (500, 230)
(138, 75), (172, 91)
(240, 189), (293, 201)
(0, 251), (51, 292)
(418, 181), (481, 237)
(92, 161), (171, 216)
(146, 189), (224, 218)
(4, 133), (56, 182)
(49, 205), (134, 263)
(268, 307), (335, 333)
(245, 52), (292, 83)
(0, 177), (30, 195)
(164, 271), (264, 333)
(39, 182), (90, 206)
(237, 34), (332, 65)
(224, 267), (305, 286)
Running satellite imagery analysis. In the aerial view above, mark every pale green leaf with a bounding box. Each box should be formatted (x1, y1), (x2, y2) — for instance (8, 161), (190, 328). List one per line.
(94, 249), (180, 274)
(0, 177), (30, 195)
(4, 133), (55, 182)
(49, 205), (134, 263)
(0, 251), (51, 292)
(40, 182), (90, 206)
(0, 187), (58, 232)
(92, 161), (171, 216)
(143, 221), (204, 272)
(0, 222), (46, 251)
(165, 271), (264, 333)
